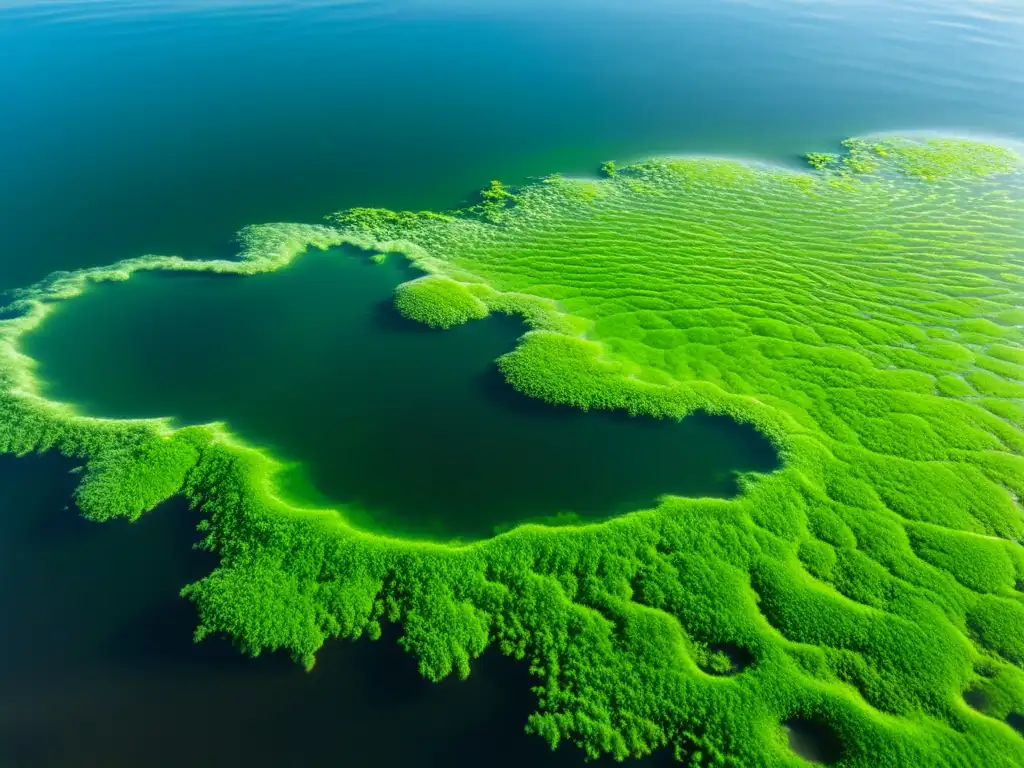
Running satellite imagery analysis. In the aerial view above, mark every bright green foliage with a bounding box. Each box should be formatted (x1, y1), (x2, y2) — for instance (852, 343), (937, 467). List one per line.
(1, 135), (1023, 766)
(323, 207), (454, 243)
(393, 276), (489, 329)
(601, 160), (618, 178)
(76, 429), (205, 521)
(906, 525), (1017, 594)
(478, 179), (516, 222)
(806, 137), (1018, 182)
(968, 597), (1024, 665)
(878, 137), (1019, 181)
(806, 152), (841, 171)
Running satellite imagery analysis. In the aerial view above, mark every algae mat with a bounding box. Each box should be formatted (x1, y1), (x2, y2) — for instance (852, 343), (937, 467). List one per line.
(1, 135), (1023, 766)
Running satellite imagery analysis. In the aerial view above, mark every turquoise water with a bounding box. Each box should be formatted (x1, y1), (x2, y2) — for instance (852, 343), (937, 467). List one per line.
(2, 1), (1024, 765)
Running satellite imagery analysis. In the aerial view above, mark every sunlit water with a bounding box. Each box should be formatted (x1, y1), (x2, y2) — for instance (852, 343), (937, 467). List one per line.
(2, 1), (1023, 765)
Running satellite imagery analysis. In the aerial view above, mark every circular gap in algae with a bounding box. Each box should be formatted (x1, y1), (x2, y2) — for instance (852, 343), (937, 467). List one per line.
(22, 246), (778, 540)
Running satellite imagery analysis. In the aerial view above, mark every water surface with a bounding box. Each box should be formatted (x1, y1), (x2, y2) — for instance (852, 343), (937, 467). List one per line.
(3, 1), (1024, 765)
(3, 1), (1024, 289)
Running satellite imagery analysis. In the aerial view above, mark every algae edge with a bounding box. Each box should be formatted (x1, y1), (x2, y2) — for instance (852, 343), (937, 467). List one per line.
(1, 135), (1023, 766)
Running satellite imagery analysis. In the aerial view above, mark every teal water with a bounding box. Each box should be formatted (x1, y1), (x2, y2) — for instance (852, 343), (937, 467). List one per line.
(2, 1), (1024, 766)
(3, 1), (1024, 290)
(23, 248), (776, 539)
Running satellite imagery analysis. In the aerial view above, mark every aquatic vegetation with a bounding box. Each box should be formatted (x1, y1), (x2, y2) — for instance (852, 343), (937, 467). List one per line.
(478, 179), (517, 223)
(805, 136), (1018, 181)
(1, 135), (1023, 766)
(393, 275), (490, 328)
(805, 152), (840, 172)
(878, 137), (1019, 181)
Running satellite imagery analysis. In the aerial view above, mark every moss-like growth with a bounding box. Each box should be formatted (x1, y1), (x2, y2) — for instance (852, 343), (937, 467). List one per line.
(1, 133), (1023, 766)
(324, 207), (454, 242)
(806, 152), (841, 171)
(879, 137), (1019, 181)
(75, 428), (206, 521)
(805, 136), (1019, 181)
(478, 179), (515, 223)
(393, 276), (489, 329)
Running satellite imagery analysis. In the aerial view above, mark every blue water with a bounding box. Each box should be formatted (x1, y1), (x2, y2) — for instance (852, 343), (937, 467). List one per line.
(1, 1), (1023, 765)
(3, 1), (1024, 289)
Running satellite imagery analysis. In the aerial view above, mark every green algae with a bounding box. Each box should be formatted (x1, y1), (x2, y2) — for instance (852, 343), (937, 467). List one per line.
(393, 275), (490, 328)
(805, 136), (1019, 181)
(1, 135), (1023, 766)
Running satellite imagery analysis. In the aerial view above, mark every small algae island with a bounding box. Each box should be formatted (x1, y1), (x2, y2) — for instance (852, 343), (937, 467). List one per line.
(2, 135), (1024, 766)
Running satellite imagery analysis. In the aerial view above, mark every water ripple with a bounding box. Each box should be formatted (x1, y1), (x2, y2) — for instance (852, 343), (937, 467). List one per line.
(0, 0), (395, 25)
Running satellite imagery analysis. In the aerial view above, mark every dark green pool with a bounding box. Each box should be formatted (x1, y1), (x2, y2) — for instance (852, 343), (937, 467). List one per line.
(23, 248), (777, 539)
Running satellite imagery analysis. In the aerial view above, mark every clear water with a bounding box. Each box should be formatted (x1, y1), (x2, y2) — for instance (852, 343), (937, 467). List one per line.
(2, 1), (1023, 765)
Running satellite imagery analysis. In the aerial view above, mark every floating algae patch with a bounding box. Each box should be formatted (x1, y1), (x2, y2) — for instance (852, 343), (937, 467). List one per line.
(21, 247), (775, 539)
(2, 135), (1024, 766)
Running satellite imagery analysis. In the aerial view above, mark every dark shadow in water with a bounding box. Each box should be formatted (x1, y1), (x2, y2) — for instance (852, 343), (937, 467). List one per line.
(369, 295), (437, 334)
(783, 717), (843, 765)
(22, 248), (779, 540)
(0, 304), (28, 322)
(477, 364), (753, 500)
(23, 487), (88, 546)
(0, 453), (677, 768)
(963, 687), (989, 713)
(1007, 713), (1024, 738)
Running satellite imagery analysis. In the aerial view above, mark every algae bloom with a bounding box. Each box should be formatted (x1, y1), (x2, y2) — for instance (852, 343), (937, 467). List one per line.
(1, 135), (1023, 766)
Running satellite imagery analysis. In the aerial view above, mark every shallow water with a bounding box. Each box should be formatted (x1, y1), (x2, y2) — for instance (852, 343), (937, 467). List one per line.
(3, 0), (1024, 765)
(24, 248), (776, 538)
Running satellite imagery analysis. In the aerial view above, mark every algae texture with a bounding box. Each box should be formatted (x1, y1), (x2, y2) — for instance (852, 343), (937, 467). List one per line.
(1, 135), (1023, 766)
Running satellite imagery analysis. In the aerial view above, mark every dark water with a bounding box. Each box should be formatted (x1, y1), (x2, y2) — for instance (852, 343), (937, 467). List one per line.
(24, 248), (776, 539)
(3, 1), (1024, 766)
(784, 718), (844, 765)
(0, 453), (677, 768)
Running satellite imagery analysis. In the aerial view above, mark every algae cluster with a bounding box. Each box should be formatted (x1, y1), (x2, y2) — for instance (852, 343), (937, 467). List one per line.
(1, 135), (1023, 766)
